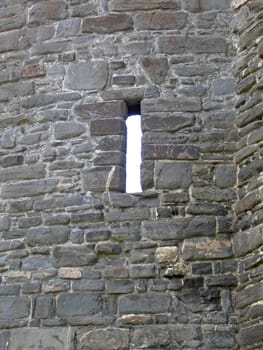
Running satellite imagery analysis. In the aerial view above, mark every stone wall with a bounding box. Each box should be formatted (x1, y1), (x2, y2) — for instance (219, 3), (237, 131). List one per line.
(0, 0), (261, 349)
(232, 0), (263, 348)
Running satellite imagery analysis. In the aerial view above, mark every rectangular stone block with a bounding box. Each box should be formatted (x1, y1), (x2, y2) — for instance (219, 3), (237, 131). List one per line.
(8, 328), (74, 350)
(142, 114), (194, 132)
(0, 5), (25, 32)
(135, 12), (187, 30)
(28, 1), (67, 26)
(237, 324), (263, 346)
(119, 293), (172, 314)
(0, 297), (30, 320)
(80, 328), (129, 350)
(21, 92), (81, 109)
(75, 101), (127, 119)
(132, 326), (170, 348)
(183, 238), (233, 260)
(57, 293), (102, 317)
(142, 219), (184, 240)
(143, 144), (199, 160)
(27, 226), (69, 246)
(52, 245), (97, 267)
(83, 14), (133, 33)
(0, 81), (34, 102)
(110, 0), (180, 11)
(1, 179), (58, 198)
(0, 164), (45, 182)
(82, 166), (125, 192)
(233, 224), (263, 257)
(155, 161), (192, 190)
(142, 97), (201, 113)
(186, 36), (228, 54)
(64, 62), (108, 90)
(0, 29), (29, 53)
(236, 281), (263, 309)
(90, 119), (125, 136)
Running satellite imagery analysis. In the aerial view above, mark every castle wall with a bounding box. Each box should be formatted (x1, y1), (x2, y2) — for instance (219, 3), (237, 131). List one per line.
(232, 0), (263, 348)
(0, 0), (260, 348)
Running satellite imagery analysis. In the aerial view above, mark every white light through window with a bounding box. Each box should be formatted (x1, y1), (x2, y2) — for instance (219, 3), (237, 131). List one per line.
(126, 114), (142, 193)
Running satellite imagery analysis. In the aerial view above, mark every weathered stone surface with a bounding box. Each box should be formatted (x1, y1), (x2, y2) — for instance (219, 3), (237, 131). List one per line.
(33, 296), (54, 318)
(21, 92), (81, 109)
(80, 328), (129, 350)
(110, 0), (180, 11)
(27, 226), (69, 246)
(0, 29), (29, 53)
(143, 144), (199, 160)
(0, 297), (30, 320)
(139, 57), (168, 84)
(237, 324), (263, 346)
(1, 179), (58, 198)
(75, 101), (127, 119)
(64, 62), (108, 90)
(132, 326), (170, 348)
(183, 238), (233, 260)
(142, 98), (201, 113)
(90, 119), (125, 136)
(135, 12), (187, 30)
(155, 162), (192, 189)
(54, 121), (86, 140)
(83, 14), (133, 33)
(52, 245), (97, 267)
(57, 293), (102, 317)
(0, 164), (45, 182)
(119, 293), (171, 314)
(8, 328), (74, 350)
(233, 224), (263, 256)
(28, 1), (67, 26)
(156, 247), (179, 265)
(142, 114), (194, 132)
(82, 166), (125, 192)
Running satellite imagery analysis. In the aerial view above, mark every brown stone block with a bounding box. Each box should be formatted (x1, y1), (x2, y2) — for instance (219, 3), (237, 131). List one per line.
(158, 35), (186, 54)
(183, 238), (233, 260)
(82, 166), (125, 192)
(135, 12), (187, 30)
(110, 0), (180, 11)
(90, 119), (126, 136)
(21, 64), (46, 78)
(83, 14), (133, 33)
(238, 324), (263, 346)
(142, 114), (194, 132)
(28, 1), (67, 26)
(143, 144), (199, 160)
(75, 101), (127, 119)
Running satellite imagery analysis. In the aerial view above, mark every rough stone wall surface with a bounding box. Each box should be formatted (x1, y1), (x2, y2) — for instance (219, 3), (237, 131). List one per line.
(232, 0), (263, 349)
(0, 0), (260, 349)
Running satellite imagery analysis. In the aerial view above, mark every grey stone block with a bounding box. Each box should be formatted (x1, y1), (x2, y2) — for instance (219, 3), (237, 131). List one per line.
(80, 328), (129, 350)
(1, 179), (58, 199)
(57, 293), (102, 317)
(27, 226), (69, 246)
(119, 293), (171, 314)
(64, 62), (108, 90)
(54, 121), (86, 140)
(0, 297), (30, 321)
(8, 328), (74, 350)
(52, 245), (97, 267)
(155, 162), (192, 190)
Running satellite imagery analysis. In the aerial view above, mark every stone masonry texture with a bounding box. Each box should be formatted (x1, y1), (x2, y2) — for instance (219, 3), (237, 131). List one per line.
(0, 0), (261, 349)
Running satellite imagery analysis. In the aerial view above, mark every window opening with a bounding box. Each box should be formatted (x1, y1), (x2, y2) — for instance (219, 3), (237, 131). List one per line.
(125, 107), (142, 193)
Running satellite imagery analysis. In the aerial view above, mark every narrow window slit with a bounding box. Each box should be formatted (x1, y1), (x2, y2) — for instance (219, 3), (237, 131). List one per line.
(125, 106), (142, 193)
